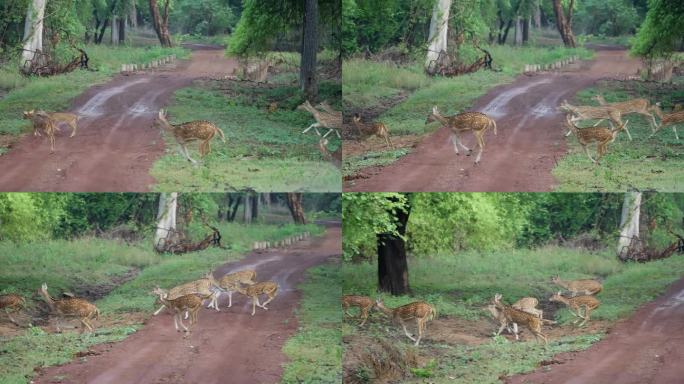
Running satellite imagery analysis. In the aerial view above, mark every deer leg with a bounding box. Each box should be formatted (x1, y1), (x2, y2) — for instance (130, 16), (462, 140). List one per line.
(302, 123), (321, 135)
(177, 313), (189, 332)
(454, 133), (472, 154)
(386, 135), (394, 150)
(496, 322), (508, 336)
(322, 128), (334, 138)
(261, 295), (274, 310)
(450, 134), (460, 155)
(251, 297), (257, 316)
(581, 144), (597, 164)
(414, 318), (423, 346)
(343, 304), (352, 318)
(621, 123), (633, 141)
(513, 322), (520, 340)
(359, 307), (368, 326)
(70, 122), (77, 137)
(673, 125), (680, 140)
(173, 313), (180, 331)
(227, 291), (233, 308)
(474, 132), (485, 164)
(153, 304), (166, 316)
(400, 320), (416, 342)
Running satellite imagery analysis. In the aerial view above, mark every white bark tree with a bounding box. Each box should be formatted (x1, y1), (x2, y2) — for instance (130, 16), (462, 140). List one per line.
(617, 192), (642, 259)
(111, 16), (119, 45)
(21, 0), (47, 72)
(425, 0), (452, 72)
(154, 192), (178, 251)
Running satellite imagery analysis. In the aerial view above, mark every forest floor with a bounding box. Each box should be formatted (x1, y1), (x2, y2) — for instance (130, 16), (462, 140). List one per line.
(28, 222), (341, 384)
(342, 249), (684, 383)
(0, 45), (340, 192)
(344, 49), (683, 192)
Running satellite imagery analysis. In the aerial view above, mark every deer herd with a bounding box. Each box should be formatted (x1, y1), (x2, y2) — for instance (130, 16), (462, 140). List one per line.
(342, 275), (603, 347)
(0, 269), (278, 338)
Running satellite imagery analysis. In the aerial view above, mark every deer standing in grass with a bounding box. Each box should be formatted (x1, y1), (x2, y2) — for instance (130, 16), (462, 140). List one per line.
(565, 114), (628, 164)
(297, 100), (342, 138)
(493, 294), (547, 344)
(0, 294), (25, 325)
(154, 109), (226, 164)
(426, 106), (497, 165)
(550, 291), (600, 327)
(152, 287), (202, 336)
(559, 100), (631, 141)
(352, 114), (394, 150)
(235, 281), (279, 316)
(551, 275), (603, 296)
(592, 94), (658, 132)
(650, 103), (683, 140)
(205, 270), (257, 309)
(39, 283), (99, 333)
(374, 299), (435, 346)
(153, 275), (218, 317)
(342, 295), (375, 326)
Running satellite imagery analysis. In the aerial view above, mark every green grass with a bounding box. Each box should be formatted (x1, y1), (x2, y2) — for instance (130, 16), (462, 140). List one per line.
(553, 79), (684, 192)
(150, 84), (341, 192)
(0, 44), (188, 137)
(342, 248), (684, 382)
(282, 262), (342, 384)
(342, 149), (409, 178)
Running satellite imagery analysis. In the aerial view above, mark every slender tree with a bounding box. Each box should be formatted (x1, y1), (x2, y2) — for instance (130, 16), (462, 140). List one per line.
(154, 192), (178, 252)
(21, 0), (47, 73)
(425, 0), (452, 72)
(617, 192), (642, 260)
(551, 0), (576, 47)
(286, 193), (307, 225)
(149, 0), (172, 47)
(301, 0), (319, 100)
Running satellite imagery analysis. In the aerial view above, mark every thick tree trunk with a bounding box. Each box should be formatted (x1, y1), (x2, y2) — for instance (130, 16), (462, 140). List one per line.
(425, 0), (452, 71)
(111, 16), (119, 45)
(617, 192), (641, 260)
(378, 199), (411, 295)
(522, 17), (530, 44)
(149, 0), (172, 47)
(300, 0), (318, 100)
(119, 17), (126, 43)
(514, 17), (523, 45)
(286, 193), (307, 225)
(130, 2), (137, 28)
(154, 192), (178, 252)
(21, 0), (47, 73)
(551, 0), (576, 48)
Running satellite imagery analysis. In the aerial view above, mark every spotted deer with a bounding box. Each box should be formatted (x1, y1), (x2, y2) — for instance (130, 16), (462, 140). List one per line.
(297, 100), (343, 138)
(0, 293), (25, 325)
(550, 291), (600, 326)
(342, 295), (375, 326)
(23, 110), (79, 138)
(152, 287), (202, 336)
(650, 103), (682, 140)
(426, 106), (497, 164)
(154, 109), (226, 164)
(493, 294), (547, 344)
(352, 114), (394, 150)
(235, 281), (279, 316)
(592, 94), (657, 131)
(318, 137), (342, 168)
(374, 299), (436, 346)
(565, 114), (627, 164)
(551, 275), (603, 296)
(559, 100), (631, 140)
(512, 297), (543, 319)
(39, 283), (100, 333)
(206, 270), (257, 309)
(24, 110), (58, 152)
(153, 275), (218, 316)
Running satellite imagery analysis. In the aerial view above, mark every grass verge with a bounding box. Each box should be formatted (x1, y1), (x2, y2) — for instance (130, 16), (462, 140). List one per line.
(150, 82), (341, 192)
(281, 261), (342, 384)
(553, 78), (684, 191)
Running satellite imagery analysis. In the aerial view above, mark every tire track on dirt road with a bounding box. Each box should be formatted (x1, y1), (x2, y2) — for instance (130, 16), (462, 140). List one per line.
(345, 50), (642, 192)
(0, 46), (237, 192)
(35, 222), (341, 384)
(506, 276), (684, 384)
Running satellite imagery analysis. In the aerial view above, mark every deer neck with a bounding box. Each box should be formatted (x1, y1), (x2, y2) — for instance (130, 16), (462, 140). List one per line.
(40, 289), (57, 311)
(431, 112), (449, 126)
(376, 303), (394, 317)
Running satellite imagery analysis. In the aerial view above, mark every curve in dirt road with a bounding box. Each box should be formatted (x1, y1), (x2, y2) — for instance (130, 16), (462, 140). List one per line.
(506, 276), (684, 384)
(34, 224), (341, 384)
(0, 46), (238, 192)
(345, 50), (642, 192)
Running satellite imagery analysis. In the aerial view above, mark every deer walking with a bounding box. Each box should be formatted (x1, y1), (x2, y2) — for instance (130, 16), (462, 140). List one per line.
(342, 295), (375, 326)
(565, 114), (628, 164)
(152, 287), (202, 336)
(351, 114), (394, 150)
(426, 106), (497, 165)
(592, 94), (657, 132)
(559, 100), (631, 141)
(39, 283), (100, 333)
(549, 291), (600, 327)
(650, 103), (682, 140)
(154, 109), (226, 164)
(551, 275), (603, 296)
(493, 294), (547, 344)
(375, 299), (436, 346)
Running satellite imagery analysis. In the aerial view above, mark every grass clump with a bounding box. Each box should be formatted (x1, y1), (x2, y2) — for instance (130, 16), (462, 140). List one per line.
(282, 262), (342, 384)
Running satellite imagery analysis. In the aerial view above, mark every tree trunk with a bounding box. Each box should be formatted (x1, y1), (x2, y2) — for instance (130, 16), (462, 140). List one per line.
(534, 5), (541, 29)
(425, 0), (452, 72)
(617, 192), (641, 260)
(119, 17), (126, 43)
(286, 193), (307, 225)
(243, 193), (253, 224)
(514, 17), (523, 45)
(96, 19), (108, 44)
(130, 2), (137, 28)
(149, 0), (172, 47)
(111, 16), (119, 45)
(522, 17), (530, 44)
(251, 194), (259, 220)
(228, 195), (242, 222)
(551, 0), (576, 48)
(501, 19), (514, 45)
(378, 199), (411, 295)
(21, 0), (47, 73)
(154, 192), (178, 252)
(300, 0), (318, 100)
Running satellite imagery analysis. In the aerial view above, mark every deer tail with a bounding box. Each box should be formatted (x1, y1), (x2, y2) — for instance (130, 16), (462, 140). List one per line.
(216, 126), (226, 143)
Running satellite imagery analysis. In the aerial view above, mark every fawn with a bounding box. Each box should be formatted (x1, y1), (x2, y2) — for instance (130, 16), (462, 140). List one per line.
(493, 294), (547, 344)
(297, 100), (343, 138)
(351, 114), (394, 150)
(565, 114), (628, 164)
(0, 293), (25, 325)
(153, 275), (217, 316)
(650, 103), (682, 140)
(592, 94), (657, 132)
(205, 270), (257, 309)
(152, 287), (202, 336)
(549, 291), (600, 327)
(374, 299), (436, 346)
(39, 283), (99, 333)
(559, 100), (631, 140)
(235, 281), (279, 316)
(342, 295), (375, 326)
(426, 106), (497, 164)
(154, 109), (226, 164)
(318, 137), (342, 168)
(551, 275), (602, 296)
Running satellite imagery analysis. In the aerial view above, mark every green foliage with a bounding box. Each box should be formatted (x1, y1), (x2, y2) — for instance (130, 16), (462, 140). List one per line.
(575, 0), (641, 36)
(632, 0), (684, 58)
(170, 0), (240, 36)
(0, 193), (69, 241)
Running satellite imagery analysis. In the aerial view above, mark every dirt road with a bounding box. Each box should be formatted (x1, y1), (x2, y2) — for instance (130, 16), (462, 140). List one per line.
(0, 46), (238, 192)
(345, 50), (642, 192)
(34, 223), (341, 384)
(507, 276), (684, 384)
